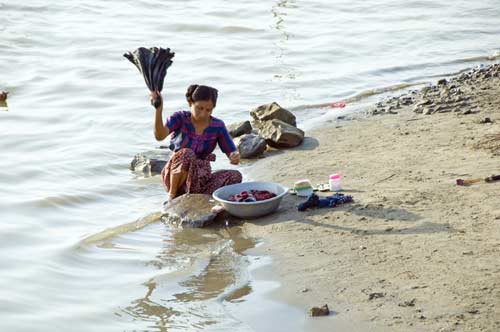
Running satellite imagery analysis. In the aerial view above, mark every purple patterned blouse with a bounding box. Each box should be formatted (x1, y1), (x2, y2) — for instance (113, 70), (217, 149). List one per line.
(165, 111), (237, 160)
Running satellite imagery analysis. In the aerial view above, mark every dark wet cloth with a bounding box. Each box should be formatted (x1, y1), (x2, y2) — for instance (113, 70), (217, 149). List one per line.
(297, 193), (353, 211)
(228, 190), (276, 202)
(123, 47), (175, 107)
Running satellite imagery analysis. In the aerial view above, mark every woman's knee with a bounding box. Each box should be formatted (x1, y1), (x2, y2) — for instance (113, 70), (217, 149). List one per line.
(170, 148), (196, 170)
(228, 170), (243, 184)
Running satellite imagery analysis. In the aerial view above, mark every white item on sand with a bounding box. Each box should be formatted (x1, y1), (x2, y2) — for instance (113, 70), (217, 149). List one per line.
(213, 181), (288, 219)
(329, 173), (342, 191)
(293, 179), (314, 197)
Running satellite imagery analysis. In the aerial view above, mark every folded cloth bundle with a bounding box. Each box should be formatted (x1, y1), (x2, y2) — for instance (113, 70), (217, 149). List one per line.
(229, 190), (276, 202)
(297, 193), (353, 211)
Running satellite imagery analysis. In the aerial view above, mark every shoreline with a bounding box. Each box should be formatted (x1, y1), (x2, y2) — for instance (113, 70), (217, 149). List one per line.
(238, 63), (500, 331)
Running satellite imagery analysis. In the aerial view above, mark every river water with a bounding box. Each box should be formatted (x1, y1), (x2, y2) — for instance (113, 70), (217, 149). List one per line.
(1, 0), (499, 331)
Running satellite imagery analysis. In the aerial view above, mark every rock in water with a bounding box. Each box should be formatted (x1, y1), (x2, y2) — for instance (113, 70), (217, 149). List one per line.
(250, 102), (297, 127)
(258, 119), (304, 148)
(310, 304), (330, 317)
(234, 134), (267, 158)
(130, 149), (171, 176)
(161, 194), (220, 228)
(227, 121), (253, 138)
(0, 91), (8, 102)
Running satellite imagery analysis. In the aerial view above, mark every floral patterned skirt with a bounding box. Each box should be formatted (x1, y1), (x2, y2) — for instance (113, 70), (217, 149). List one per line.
(161, 148), (242, 196)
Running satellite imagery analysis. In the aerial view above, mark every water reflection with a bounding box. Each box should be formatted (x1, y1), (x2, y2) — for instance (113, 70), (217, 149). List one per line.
(118, 225), (256, 331)
(121, 280), (180, 332)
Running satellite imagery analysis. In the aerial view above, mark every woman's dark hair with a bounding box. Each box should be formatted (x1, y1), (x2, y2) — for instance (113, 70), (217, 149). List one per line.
(185, 84), (218, 107)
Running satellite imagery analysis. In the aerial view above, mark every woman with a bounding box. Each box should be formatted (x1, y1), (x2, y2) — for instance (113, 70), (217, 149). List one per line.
(152, 84), (242, 202)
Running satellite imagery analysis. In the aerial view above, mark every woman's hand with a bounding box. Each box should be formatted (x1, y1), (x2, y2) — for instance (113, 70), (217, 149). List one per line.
(150, 90), (163, 110)
(229, 151), (240, 165)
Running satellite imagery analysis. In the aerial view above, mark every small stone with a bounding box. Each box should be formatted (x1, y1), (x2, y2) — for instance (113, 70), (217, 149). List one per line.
(234, 133), (267, 158)
(227, 121), (253, 138)
(479, 117), (493, 124)
(399, 298), (416, 307)
(462, 251), (474, 255)
(437, 78), (447, 85)
(416, 99), (432, 107)
(309, 304), (329, 317)
(368, 292), (384, 300)
(0, 91), (8, 102)
(385, 226), (394, 232)
(359, 245), (367, 250)
(423, 107), (434, 115)
(301, 288), (310, 293)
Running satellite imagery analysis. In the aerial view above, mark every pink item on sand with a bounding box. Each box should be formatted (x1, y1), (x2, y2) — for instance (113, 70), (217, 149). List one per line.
(330, 101), (346, 108)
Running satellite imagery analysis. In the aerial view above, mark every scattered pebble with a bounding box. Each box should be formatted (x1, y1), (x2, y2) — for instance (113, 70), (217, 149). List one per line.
(369, 64), (500, 116)
(309, 304), (330, 317)
(368, 292), (385, 300)
(479, 117), (493, 124)
(399, 298), (416, 307)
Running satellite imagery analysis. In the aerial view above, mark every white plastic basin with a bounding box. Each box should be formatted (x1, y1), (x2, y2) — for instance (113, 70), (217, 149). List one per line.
(212, 181), (288, 219)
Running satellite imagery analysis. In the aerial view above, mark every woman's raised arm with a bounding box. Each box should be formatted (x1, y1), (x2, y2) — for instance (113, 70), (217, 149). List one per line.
(151, 91), (169, 141)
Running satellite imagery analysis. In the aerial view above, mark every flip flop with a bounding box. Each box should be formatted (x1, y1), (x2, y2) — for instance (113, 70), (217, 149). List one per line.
(316, 183), (330, 192)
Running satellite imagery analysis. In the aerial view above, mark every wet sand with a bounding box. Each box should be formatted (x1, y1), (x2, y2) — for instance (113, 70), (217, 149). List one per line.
(242, 64), (500, 331)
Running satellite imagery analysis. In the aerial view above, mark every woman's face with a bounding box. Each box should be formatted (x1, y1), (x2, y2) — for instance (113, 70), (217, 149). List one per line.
(190, 100), (214, 122)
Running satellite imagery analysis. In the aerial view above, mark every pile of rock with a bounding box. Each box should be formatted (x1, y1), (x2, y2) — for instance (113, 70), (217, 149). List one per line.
(229, 102), (305, 159)
(370, 63), (500, 116)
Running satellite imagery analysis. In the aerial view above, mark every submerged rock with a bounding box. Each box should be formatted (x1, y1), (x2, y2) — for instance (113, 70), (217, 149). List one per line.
(234, 133), (267, 158)
(130, 148), (171, 176)
(227, 120), (253, 138)
(250, 102), (297, 127)
(161, 194), (221, 228)
(258, 119), (304, 148)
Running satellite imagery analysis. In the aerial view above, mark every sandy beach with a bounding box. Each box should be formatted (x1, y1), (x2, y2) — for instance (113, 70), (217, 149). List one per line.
(241, 64), (500, 331)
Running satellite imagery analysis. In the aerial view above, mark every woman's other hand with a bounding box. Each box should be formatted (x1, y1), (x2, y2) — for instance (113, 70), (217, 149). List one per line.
(229, 151), (240, 165)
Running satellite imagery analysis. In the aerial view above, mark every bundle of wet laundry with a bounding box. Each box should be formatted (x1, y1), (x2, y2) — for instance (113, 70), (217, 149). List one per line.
(297, 193), (353, 211)
(123, 47), (175, 108)
(228, 190), (277, 202)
